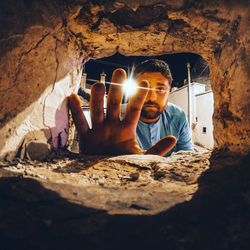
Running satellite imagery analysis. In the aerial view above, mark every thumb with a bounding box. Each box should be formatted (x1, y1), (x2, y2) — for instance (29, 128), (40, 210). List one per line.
(144, 136), (177, 156)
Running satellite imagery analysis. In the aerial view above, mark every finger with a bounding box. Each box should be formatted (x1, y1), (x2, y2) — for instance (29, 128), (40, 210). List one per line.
(90, 82), (105, 128)
(68, 93), (89, 136)
(122, 80), (149, 128)
(106, 68), (126, 120)
(145, 136), (177, 156)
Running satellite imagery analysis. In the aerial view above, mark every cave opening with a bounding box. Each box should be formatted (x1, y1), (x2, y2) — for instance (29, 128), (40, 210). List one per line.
(70, 52), (214, 154)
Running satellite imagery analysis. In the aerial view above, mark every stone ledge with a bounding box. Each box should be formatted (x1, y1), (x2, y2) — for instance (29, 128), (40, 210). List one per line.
(1, 151), (210, 215)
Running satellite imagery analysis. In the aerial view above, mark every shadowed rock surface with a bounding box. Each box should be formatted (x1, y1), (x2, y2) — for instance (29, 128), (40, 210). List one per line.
(0, 150), (250, 250)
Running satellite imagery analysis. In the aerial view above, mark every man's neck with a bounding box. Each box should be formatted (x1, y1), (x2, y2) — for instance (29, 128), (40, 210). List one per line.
(139, 116), (160, 124)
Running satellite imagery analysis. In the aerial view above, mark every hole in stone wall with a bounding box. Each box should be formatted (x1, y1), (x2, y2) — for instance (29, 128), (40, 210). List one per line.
(70, 52), (214, 153)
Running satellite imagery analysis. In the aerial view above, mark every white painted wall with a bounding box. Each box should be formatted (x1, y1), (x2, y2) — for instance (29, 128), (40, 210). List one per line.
(169, 86), (189, 115)
(169, 83), (205, 125)
(169, 83), (214, 149)
(193, 91), (214, 149)
(191, 83), (206, 125)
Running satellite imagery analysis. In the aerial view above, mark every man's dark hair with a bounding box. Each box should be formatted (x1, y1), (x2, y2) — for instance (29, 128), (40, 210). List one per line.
(134, 59), (173, 85)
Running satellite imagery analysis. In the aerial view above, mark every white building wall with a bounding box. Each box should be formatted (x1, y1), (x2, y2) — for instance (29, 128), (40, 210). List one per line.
(169, 86), (189, 116)
(169, 83), (205, 125)
(193, 91), (214, 149)
(191, 83), (206, 125)
(169, 83), (214, 149)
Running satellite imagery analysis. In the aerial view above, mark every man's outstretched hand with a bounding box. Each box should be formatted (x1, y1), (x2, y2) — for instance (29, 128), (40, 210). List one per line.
(68, 68), (177, 156)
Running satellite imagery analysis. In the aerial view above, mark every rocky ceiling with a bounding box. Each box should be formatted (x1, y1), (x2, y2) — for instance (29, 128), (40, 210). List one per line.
(0, 0), (249, 159)
(0, 1), (250, 248)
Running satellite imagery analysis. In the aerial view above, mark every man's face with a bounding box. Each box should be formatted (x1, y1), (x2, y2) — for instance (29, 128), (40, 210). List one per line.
(136, 72), (170, 123)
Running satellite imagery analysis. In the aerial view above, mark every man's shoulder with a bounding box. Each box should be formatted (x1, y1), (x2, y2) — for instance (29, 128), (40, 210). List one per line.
(165, 102), (186, 118)
(162, 102), (188, 128)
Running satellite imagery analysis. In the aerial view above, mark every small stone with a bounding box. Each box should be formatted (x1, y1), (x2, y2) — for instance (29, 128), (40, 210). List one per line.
(129, 172), (139, 181)
(16, 163), (23, 169)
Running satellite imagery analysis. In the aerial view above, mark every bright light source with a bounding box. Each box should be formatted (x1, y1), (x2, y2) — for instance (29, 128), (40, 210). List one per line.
(123, 77), (137, 98)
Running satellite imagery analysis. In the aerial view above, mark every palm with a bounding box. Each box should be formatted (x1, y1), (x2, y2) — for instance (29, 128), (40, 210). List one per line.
(77, 120), (140, 155)
(68, 69), (176, 156)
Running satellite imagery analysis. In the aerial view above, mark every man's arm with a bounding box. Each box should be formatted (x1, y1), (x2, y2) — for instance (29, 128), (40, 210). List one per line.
(68, 68), (177, 156)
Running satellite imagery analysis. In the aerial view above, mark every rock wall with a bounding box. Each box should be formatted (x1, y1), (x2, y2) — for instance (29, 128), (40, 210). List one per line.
(0, 0), (249, 159)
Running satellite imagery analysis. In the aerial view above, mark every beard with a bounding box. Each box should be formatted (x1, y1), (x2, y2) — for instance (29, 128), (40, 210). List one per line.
(140, 101), (162, 120)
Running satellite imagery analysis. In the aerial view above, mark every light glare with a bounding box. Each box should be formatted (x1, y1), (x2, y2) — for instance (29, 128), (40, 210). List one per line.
(123, 77), (137, 98)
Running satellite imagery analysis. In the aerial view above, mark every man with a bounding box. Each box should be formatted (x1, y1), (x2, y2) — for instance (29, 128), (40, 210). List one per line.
(68, 59), (192, 156)
(123, 59), (193, 156)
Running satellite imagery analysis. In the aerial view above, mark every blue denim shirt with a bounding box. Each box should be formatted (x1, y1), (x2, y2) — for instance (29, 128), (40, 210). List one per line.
(121, 102), (194, 156)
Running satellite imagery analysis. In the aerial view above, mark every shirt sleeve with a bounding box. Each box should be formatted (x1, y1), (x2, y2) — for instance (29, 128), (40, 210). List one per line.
(176, 115), (194, 152)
